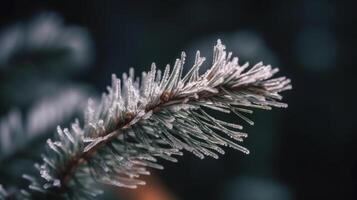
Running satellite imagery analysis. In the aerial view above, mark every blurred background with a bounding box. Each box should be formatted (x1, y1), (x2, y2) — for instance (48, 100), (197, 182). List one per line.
(0, 0), (356, 200)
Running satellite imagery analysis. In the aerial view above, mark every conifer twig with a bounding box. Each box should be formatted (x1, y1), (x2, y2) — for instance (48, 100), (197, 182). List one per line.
(20, 40), (291, 199)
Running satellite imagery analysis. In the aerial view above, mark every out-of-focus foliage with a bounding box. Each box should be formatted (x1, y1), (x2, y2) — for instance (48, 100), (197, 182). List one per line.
(0, 12), (93, 72)
(0, 12), (94, 110)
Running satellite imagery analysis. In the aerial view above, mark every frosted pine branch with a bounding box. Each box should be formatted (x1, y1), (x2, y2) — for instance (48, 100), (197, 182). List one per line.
(22, 40), (291, 199)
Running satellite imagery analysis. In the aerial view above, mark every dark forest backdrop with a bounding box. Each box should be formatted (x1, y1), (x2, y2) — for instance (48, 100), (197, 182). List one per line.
(0, 0), (356, 200)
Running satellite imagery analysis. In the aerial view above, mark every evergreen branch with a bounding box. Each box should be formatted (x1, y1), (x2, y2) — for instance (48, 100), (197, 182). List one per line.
(0, 88), (89, 164)
(0, 185), (7, 199)
(23, 40), (291, 199)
